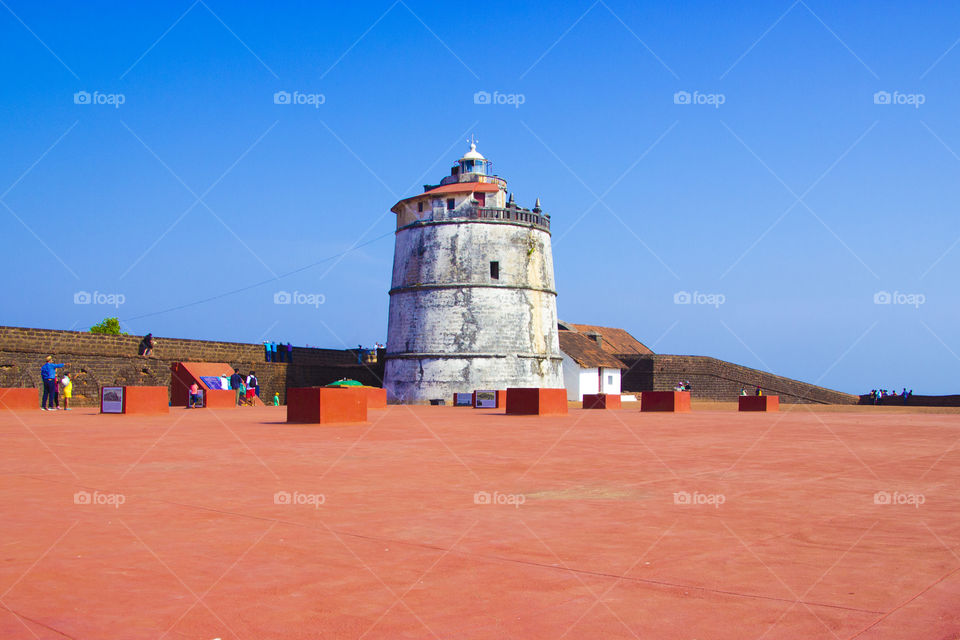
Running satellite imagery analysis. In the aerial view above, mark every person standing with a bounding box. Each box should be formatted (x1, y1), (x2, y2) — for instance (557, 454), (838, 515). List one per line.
(60, 372), (73, 410)
(247, 371), (259, 398)
(285, 342), (293, 363)
(230, 368), (244, 406)
(40, 356), (66, 410)
(264, 341), (273, 362)
(188, 382), (203, 408)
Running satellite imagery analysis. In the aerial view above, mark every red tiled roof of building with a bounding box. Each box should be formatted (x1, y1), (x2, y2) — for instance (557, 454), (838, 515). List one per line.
(566, 324), (654, 356)
(558, 332), (626, 369)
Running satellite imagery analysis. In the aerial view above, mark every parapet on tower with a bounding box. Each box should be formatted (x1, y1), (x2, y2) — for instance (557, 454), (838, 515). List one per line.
(383, 143), (564, 403)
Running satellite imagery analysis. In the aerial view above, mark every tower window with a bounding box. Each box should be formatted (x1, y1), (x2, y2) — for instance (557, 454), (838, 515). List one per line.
(490, 261), (499, 279)
(417, 201), (423, 212)
(447, 198), (455, 210)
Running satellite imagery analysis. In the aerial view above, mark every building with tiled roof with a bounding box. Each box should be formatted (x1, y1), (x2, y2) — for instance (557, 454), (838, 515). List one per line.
(558, 331), (626, 401)
(558, 322), (654, 356)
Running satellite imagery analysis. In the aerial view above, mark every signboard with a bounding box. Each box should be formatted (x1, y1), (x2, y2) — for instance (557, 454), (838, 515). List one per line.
(474, 390), (497, 408)
(199, 376), (222, 389)
(101, 386), (124, 413)
(453, 393), (473, 407)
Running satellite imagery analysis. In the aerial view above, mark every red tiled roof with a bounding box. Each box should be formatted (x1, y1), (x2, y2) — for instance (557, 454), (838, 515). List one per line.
(558, 332), (626, 369)
(567, 324), (654, 356)
(392, 182), (501, 212)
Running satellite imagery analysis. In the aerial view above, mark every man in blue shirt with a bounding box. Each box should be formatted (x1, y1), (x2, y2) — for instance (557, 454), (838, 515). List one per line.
(40, 356), (67, 410)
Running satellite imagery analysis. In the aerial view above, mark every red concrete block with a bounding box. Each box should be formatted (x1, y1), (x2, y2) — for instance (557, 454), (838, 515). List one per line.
(0, 388), (38, 410)
(506, 388), (568, 416)
(739, 395), (779, 412)
(287, 387), (367, 424)
(122, 386), (170, 415)
(362, 387), (387, 409)
(205, 389), (237, 409)
(583, 393), (622, 410)
(641, 391), (691, 412)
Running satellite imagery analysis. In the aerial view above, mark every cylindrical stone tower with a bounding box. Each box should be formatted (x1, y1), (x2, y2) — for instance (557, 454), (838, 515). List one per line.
(384, 143), (564, 403)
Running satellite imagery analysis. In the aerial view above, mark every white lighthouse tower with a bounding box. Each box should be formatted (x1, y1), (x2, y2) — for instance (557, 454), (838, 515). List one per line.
(383, 143), (564, 403)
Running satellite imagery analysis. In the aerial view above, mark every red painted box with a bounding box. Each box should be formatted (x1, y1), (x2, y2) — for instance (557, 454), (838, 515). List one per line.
(641, 391), (691, 412)
(123, 386), (170, 415)
(361, 387), (387, 409)
(583, 393), (622, 410)
(505, 388), (568, 416)
(287, 387), (367, 424)
(0, 388), (38, 410)
(739, 395), (779, 412)
(204, 389), (237, 409)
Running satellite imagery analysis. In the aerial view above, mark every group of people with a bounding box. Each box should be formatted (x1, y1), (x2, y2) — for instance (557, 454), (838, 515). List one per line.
(40, 356), (73, 410)
(263, 342), (293, 362)
(740, 385), (764, 396)
(673, 380), (693, 392)
(355, 343), (384, 364)
(869, 388), (913, 405)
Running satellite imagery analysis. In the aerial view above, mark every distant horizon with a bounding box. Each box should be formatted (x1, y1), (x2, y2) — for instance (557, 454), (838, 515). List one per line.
(3, 2), (958, 394)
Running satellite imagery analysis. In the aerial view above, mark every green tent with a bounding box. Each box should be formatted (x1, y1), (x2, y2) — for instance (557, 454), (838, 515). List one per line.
(326, 379), (363, 387)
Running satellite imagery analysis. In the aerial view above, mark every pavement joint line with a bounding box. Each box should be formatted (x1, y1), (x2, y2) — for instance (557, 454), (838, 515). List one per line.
(0, 601), (75, 639)
(849, 563), (960, 638)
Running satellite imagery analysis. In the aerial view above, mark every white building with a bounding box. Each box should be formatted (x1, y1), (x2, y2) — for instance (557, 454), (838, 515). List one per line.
(558, 330), (625, 401)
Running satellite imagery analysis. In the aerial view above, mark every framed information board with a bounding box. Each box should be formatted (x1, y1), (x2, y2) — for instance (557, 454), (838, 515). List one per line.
(101, 387), (124, 413)
(453, 393), (473, 407)
(474, 390), (497, 408)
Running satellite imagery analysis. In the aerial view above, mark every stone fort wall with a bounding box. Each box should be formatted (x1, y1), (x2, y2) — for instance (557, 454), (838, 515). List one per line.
(619, 354), (860, 404)
(0, 326), (384, 407)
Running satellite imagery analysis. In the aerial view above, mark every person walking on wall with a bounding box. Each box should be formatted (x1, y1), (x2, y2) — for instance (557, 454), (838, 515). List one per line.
(264, 341), (273, 362)
(286, 343), (293, 363)
(138, 333), (156, 357)
(40, 356), (67, 410)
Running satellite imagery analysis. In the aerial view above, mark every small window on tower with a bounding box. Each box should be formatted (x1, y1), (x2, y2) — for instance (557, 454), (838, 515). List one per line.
(417, 201), (423, 212)
(490, 261), (499, 279)
(447, 198), (455, 210)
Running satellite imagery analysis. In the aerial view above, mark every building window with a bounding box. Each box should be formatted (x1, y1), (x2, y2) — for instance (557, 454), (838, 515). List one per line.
(447, 198), (455, 210)
(607, 375), (613, 385)
(490, 261), (499, 279)
(417, 201), (423, 212)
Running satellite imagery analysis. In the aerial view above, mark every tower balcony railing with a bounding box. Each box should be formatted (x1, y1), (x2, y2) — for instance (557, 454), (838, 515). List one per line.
(425, 205), (550, 231)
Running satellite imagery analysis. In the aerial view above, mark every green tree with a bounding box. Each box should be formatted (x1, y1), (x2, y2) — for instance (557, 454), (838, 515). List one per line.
(90, 317), (127, 335)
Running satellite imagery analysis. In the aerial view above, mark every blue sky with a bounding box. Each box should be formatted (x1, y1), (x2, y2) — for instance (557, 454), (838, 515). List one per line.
(2, 1), (958, 394)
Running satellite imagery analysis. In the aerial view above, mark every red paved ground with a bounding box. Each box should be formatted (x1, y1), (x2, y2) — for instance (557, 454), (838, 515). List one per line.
(1, 405), (958, 639)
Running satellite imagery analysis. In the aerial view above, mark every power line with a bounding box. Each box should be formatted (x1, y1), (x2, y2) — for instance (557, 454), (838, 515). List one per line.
(125, 229), (395, 321)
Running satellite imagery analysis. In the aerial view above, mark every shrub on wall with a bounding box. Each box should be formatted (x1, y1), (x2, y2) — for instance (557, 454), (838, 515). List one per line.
(89, 317), (127, 335)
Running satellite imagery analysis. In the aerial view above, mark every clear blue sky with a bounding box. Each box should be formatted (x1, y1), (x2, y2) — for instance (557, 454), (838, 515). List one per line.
(2, 1), (958, 394)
